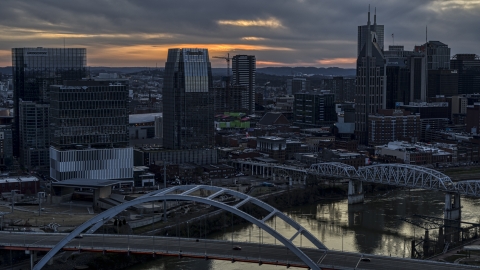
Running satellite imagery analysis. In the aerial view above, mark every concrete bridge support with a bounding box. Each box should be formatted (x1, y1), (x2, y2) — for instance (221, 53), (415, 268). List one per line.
(347, 180), (364, 204)
(444, 193), (461, 220)
(423, 230), (430, 257)
(26, 250), (37, 270)
(444, 193), (462, 244)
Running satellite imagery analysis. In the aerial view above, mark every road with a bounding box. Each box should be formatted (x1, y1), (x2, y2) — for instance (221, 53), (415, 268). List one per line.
(0, 232), (478, 269)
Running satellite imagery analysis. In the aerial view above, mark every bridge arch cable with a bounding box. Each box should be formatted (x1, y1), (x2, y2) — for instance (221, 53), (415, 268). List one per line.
(33, 185), (327, 270)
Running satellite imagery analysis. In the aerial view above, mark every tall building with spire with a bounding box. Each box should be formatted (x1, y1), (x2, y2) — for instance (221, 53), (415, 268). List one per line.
(355, 8), (386, 145)
(357, 8), (384, 57)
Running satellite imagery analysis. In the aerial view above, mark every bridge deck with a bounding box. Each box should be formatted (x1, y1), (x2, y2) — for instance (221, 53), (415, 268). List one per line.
(0, 232), (476, 270)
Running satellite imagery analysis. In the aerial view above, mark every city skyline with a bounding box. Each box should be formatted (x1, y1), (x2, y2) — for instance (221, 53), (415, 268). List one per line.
(0, 0), (479, 68)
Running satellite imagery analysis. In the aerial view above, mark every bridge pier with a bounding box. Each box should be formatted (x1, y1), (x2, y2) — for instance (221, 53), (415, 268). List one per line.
(423, 230), (430, 257)
(444, 193), (462, 244)
(347, 180), (364, 204)
(444, 193), (461, 220)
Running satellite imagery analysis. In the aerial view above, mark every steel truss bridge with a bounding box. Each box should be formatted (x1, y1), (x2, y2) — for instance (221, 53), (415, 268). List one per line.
(233, 160), (480, 197)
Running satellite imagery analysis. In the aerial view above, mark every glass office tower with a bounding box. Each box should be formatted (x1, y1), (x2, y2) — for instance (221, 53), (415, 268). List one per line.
(12, 48), (87, 167)
(163, 48), (214, 150)
(49, 80), (132, 181)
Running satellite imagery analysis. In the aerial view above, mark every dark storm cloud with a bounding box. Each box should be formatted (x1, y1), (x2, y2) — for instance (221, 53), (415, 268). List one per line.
(0, 0), (479, 67)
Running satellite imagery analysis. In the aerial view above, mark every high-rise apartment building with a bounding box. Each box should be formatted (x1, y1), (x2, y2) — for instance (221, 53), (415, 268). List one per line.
(0, 124), (13, 170)
(286, 77), (310, 95)
(12, 47), (87, 167)
(414, 41), (456, 98)
(19, 101), (50, 168)
(49, 80), (132, 181)
(415, 41), (451, 70)
(232, 55), (256, 114)
(384, 45), (427, 107)
(213, 85), (248, 114)
(163, 48), (214, 150)
(327, 77), (355, 103)
(451, 54), (480, 95)
(294, 92), (336, 127)
(355, 10), (386, 145)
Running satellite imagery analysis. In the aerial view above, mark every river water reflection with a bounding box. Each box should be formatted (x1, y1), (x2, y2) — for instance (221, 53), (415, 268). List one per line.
(132, 189), (480, 270)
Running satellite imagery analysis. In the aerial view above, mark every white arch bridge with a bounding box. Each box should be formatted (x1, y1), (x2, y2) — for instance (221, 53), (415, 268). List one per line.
(33, 185), (327, 270)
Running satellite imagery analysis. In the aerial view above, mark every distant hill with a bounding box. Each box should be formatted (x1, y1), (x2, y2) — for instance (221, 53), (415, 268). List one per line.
(257, 67), (355, 77)
(88, 67), (158, 74)
(213, 67), (355, 77)
(0, 67), (11, 75)
(0, 66), (159, 76)
(1, 66), (355, 77)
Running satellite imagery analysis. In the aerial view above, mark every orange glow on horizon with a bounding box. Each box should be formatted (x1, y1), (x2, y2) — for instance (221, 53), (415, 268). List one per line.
(317, 57), (356, 65)
(86, 44), (294, 66)
(0, 47), (355, 68)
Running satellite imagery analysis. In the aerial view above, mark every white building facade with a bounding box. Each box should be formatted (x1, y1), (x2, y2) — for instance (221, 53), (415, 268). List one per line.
(50, 147), (133, 181)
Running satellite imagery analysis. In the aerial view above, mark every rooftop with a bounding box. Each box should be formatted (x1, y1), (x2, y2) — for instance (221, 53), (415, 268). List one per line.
(129, 113), (162, 124)
(52, 178), (129, 189)
(0, 176), (38, 184)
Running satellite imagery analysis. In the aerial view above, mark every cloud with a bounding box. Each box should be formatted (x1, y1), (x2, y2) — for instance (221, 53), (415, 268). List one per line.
(217, 18), (284, 28)
(0, 0), (479, 68)
(241, 37), (267, 41)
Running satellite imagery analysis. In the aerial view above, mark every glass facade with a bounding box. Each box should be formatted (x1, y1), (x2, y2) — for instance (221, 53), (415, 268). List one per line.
(12, 48), (87, 165)
(232, 55), (256, 114)
(49, 80), (129, 148)
(18, 101), (50, 168)
(163, 48), (214, 150)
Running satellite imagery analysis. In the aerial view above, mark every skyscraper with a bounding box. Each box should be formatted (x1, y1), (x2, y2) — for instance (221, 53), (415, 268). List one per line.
(451, 54), (480, 95)
(357, 9), (384, 57)
(49, 80), (132, 181)
(355, 9), (386, 145)
(232, 55), (256, 114)
(383, 45), (427, 107)
(12, 48), (87, 167)
(414, 41), (455, 98)
(163, 48), (214, 150)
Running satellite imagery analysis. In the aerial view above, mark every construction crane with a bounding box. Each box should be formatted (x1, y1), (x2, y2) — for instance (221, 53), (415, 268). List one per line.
(213, 53), (231, 78)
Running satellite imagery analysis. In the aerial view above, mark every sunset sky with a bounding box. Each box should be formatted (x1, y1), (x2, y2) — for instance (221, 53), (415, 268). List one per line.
(0, 0), (479, 68)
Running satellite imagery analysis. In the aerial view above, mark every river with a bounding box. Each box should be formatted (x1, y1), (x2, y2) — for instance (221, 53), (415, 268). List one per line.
(130, 188), (480, 270)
